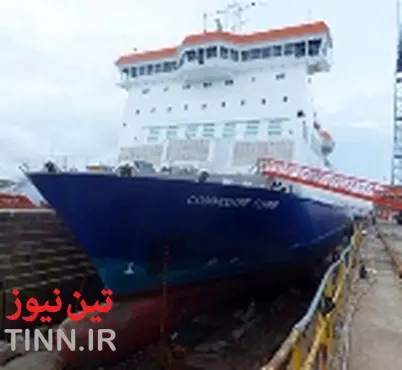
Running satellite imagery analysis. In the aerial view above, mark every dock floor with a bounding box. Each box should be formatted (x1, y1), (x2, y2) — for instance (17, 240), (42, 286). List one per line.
(348, 225), (402, 370)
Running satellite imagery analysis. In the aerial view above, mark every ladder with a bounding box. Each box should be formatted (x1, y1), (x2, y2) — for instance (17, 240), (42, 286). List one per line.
(260, 157), (402, 211)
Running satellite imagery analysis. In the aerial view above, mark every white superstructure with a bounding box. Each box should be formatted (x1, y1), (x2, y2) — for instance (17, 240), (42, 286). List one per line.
(113, 5), (368, 212)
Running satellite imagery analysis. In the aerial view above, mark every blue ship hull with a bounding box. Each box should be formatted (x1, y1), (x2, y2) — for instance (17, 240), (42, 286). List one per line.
(27, 173), (352, 297)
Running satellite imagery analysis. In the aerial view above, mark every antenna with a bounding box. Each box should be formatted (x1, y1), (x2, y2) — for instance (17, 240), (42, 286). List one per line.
(202, 1), (268, 33)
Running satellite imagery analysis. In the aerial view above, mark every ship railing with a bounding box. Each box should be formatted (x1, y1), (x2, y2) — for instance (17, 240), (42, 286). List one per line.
(261, 223), (364, 370)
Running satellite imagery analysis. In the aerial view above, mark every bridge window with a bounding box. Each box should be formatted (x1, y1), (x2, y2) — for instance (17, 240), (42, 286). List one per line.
(131, 67), (137, 78)
(147, 65), (153, 74)
(185, 124), (198, 139)
(284, 43), (294, 56)
(203, 82), (212, 88)
(122, 68), (129, 80)
(230, 49), (239, 61)
(241, 50), (249, 61)
(220, 46), (229, 59)
(273, 45), (282, 56)
(155, 64), (162, 73)
(139, 66), (145, 76)
(308, 39), (322, 56)
(186, 50), (197, 62)
(250, 48), (261, 60)
(262, 47), (271, 58)
(166, 125), (178, 139)
(294, 41), (306, 57)
(206, 46), (217, 58)
(245, 121), (259, 137)
(203, 123), (215, 138)
(223, 122), (236, 138)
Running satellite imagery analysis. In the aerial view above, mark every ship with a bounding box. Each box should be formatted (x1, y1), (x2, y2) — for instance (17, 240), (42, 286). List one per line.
(26, 4), (355, 298)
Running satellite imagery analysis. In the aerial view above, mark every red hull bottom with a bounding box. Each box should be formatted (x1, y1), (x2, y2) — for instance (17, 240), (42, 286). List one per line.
(59, 263), (318, 368)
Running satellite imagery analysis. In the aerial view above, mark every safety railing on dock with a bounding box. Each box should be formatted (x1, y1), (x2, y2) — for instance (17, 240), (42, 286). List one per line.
(377, 228), (402, 279)
(261, 227), (363, 370)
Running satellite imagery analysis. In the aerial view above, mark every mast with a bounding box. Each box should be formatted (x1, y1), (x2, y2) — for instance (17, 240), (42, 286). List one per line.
(202, 1), (268, 33)
(392, 0), (402, 184)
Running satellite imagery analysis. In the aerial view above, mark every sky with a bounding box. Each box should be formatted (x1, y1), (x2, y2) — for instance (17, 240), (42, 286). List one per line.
(0, 0), (396, 183)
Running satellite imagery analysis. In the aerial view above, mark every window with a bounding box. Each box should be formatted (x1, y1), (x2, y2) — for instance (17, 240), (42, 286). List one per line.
(251, 77), (256, 82)
(225, 79), (234, 85)
(297, 110), (305, 118)
(166, 125), (178, 139)
(275, 73), (285, 80)
(135, 109), (140, 115)
(308, 39), (322, 56)
(250, 48), (261, 60)
(220, 46), (229, 59)
(147, 65), (153, 74)
(272, 45), (282, 56)
(131, 67), (137, 78)
(283, 96), (288, 102)
(184, 104), (188, 110)
(163, 86), (169, 92)
(294, 41), (306, 57)
(139, 66), (145, 75)
(240, 99), (245, 106)
(203, 82), (212, 88)
(183, 84), (191, 90)
(206, 46), (218, 58)
(245, 121), (259, 137)
(150, 107), (156, 113)
(203, 123), (215, 138)
(155, 64), (162, 73)
(167, 106), (172, 112)
(201, 103), (207, 109)
(284, 43), (294, 56)
(268, 118), (285, 136)
(261, 98), (267, 105)
(262, 47), (271, 58)
(230, 49), (239, 61)
(142, 88), (150, 94)
(186, 50), (197, 62)
(122, 68), (129, 78)
(221, 101), (226, 107)
(185, 124), (198, 139)
(147, 127), (161, 142)
(223, 122), (236, 138)
(241, 50), (249, 61)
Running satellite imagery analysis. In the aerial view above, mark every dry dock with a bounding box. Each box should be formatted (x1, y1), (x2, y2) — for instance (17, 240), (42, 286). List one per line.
(347, 223), (402, 370)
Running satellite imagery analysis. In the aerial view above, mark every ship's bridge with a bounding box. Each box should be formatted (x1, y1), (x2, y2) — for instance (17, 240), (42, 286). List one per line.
(115, 21), (333, 88)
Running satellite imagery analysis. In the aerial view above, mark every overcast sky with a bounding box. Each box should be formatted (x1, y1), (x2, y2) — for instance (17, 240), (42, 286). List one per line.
(0, 0), (396, 182)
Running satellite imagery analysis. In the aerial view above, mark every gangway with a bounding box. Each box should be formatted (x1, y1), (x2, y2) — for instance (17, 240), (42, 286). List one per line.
(260, 157), (402, 211)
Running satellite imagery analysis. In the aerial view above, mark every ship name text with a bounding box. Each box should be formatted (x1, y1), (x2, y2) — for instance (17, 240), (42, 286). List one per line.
(186, 195), (279, 210)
